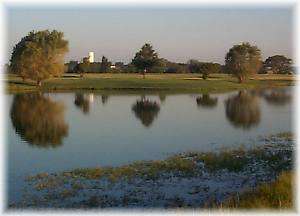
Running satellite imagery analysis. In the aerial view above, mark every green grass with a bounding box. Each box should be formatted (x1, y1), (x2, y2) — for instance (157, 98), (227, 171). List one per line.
(64, 155), (197, 182)
(193, 148), (249, 172)
(221, 171), (294, 209)
(6, 73), (295, 94)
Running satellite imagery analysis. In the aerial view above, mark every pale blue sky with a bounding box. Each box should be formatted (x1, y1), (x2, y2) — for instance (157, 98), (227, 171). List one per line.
(6, 6), (294, 64)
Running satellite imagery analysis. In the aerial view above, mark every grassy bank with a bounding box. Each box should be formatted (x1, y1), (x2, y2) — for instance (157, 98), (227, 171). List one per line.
(11, 133), (294, 209)
(221, 171), (293, 209)
(5, 73), (295, 94)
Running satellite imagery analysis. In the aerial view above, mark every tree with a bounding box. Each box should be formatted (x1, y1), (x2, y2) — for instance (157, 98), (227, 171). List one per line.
(188, 60), (219, 79)
(205, 63), (222, 74)
(225, 42), (262, 83)
(225, 91), (260, 129)
(100, 56), (111, 72)
(148, 58), (167, 73)
(65, 61), (79, 73)
(165, 62), (189, 74)
(123, 63), (138, 73)
(263, 55), (292, 74)
(10, 94), (69, 148)
(74, 57), (90, 77)
(115, 62), (125, 69)
(10, 30), (68, 86)
(188, 59), (201, 73)
(132, 43), (159, 78)
(132, 97), (160, 127)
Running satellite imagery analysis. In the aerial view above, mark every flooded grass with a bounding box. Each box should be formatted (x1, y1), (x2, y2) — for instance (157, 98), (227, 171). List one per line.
(62, 155), (197, 182)
(64, 136), (291, 183)
(13, 132), (294, 209)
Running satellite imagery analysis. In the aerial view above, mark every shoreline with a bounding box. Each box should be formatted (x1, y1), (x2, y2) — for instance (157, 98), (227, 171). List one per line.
(9, 132), (294, 209)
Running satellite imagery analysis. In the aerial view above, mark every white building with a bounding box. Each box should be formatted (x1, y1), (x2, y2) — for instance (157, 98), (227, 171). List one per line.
(88, 52), (94, 63)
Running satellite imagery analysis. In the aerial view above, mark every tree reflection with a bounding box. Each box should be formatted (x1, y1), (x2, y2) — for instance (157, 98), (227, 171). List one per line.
(264, 89), (291, 106)
(158, 94), (166, 104)
(74, 93), (90, 114)
(132, 97), (160, 127)
(10, 94), (69, 148)
(196, 94), (218, 108)
(225, 91), (260, 129)
(101, 95), (109, 105)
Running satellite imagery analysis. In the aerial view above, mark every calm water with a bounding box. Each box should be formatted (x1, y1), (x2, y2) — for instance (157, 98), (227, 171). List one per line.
(6, 87), (293, 203)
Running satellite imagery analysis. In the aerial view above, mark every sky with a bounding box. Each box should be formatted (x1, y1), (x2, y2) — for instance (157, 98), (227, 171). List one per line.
(6, 6), (294, 64)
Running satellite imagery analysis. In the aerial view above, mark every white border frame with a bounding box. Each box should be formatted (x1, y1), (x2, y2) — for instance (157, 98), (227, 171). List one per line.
(0, 0), (298, 215)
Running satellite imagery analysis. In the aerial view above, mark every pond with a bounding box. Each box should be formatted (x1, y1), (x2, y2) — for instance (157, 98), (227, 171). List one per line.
(6, 87), (293, 204)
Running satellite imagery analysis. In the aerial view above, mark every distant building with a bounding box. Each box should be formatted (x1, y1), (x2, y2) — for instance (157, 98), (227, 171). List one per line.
(88, 52), (94, 63)
(110, 65), (116, 69)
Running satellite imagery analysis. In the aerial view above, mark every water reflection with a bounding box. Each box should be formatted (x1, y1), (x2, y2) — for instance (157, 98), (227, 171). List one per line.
(10, 94), (69, 148)
(158, 94), (166, 104)
(263, 89), (291, 106)
(196, 94), (218, 108)
(74, 93), (90, 114)
(101, 95), (109, 105)
(132, 97), (160, 128)
(225, 91), (261, 129)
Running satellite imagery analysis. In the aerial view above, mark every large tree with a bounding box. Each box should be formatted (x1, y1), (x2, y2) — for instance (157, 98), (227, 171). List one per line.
(10, 30), (69, 86)
(263, 55), (292, 74)
(132, 43), (159, 78)
(225, 42), (262, 83)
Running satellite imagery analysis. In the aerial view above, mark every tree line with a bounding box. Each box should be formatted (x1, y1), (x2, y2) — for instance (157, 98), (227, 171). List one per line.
(9, 30), (294, 86)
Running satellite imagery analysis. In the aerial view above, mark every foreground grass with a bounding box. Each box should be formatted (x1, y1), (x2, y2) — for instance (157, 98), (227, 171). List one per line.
(222, 171), (293, 209)
(5, 73), (295, 94)
(16, 133), (293, 209)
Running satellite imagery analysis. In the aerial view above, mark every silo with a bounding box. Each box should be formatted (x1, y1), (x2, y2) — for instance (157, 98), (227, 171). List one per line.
(88, 52), (94, 63)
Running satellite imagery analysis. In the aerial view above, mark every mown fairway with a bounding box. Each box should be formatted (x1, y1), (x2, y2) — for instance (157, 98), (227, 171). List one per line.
(6, 73), (295, 94)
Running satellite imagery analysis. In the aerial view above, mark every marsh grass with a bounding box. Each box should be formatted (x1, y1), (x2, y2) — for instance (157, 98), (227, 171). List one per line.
(275, 132), (293, 141)
(220, 171), (293, 209)
(53, 135), (292, 184)
(193, 149), (249, 172)
(65, 156), (197, 182)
